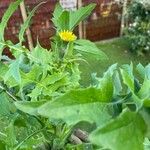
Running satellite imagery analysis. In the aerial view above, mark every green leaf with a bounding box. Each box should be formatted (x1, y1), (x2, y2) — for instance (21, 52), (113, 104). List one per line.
(52, 3), (63, 28)
(66, 143), (94, 150)
(0, 62), (18, 88)
(5, 114), (19, 148)
(136, 64), (150, 80)
(138, 76), (150, 107)
(121, 63), (150, 109)
(140, 110), (150, 138)
(4, 59), (21, 83)
(69, 3), (96, 30)
(113, 71), (122, 95)
(93, 64), (117, 102)
(0, 62), (8, 81)
(98, 64), (116, 101)
(38, 87), (114, 126)
(0, 0), (22, 41)
(68, 63), (80, 87)
(19, 2), (44, 44)
(0, 45), (5, 60)
(129, 94), (143, 110)
(27, 86), (43, 101)
(90, 109), (146, 150)
(0, 141), (5, 150)
(145, 64), (150, 80)
(55, 11), (70, 30)
(144, 138), (150, 150)
(0, 0), (22, 57)
(138, 79), (150, 100)
(15, 101), (46, 116)
(52, 3), (95, 31)
(0, 41), (27, 58)
(0, 92), (12, 116)
(29, 42), (52, 65)
(120, 64), (134, 92)
(20, 64), (43, 89)
(26, 73), (69, 100)
(136, 63), (146, 79)
(5, 121), (16, 148)
(137, 65), (150, 106)
(44, 75), (68, 93)
(74, 39), (108, 60)
(20, 66), (69, 100)
(53, 3), (63, 19)
(41, 73), (68, 86)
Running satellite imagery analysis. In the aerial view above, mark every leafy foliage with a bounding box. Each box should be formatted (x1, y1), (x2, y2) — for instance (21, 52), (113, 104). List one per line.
(90, 110), (146, 150)
(0, 1), (107, 149)
(52, 3), (96, 31)
(0, 1), (150, 150)
(14, 63), (150, 150)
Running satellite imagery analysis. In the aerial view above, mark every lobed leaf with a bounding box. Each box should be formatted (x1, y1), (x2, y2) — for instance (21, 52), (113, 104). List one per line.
(4, 59), (21, 83)
(0, 92), (13, 116)
(38, 87), (114, 126)
(90, 109), (146, 150)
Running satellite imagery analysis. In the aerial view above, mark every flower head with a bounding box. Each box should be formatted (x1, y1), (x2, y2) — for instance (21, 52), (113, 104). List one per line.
(59, 30), (77, 42)
(101, 10), (110, 17)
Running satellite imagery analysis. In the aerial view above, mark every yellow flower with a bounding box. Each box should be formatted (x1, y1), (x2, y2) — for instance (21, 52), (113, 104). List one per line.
(101, 10), (110, 17)
(59, 30), (77, 42)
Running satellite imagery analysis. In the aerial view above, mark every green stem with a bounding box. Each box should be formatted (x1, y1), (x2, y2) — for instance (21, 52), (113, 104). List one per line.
(0, 84), (18, 101)
(64, 42), (74, 59)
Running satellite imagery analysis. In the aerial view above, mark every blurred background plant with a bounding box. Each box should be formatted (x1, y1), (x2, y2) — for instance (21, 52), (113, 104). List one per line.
(125, 0), (150, 55)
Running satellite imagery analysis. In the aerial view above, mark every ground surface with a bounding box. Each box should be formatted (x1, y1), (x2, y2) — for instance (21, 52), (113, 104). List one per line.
(80, 37), (150, 86)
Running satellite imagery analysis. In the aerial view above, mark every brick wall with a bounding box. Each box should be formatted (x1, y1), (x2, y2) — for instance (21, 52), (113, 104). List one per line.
(0, 0), (122, 50)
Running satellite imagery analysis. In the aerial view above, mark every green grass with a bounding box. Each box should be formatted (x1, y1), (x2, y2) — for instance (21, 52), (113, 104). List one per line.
(79, 37), (150, 86)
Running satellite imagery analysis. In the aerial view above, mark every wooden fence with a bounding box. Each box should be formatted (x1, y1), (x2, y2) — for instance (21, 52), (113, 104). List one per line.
(0, 0), (122, 51)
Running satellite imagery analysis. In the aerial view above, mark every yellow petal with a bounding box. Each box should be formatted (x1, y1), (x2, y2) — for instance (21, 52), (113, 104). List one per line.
(59, 30), (77, 42)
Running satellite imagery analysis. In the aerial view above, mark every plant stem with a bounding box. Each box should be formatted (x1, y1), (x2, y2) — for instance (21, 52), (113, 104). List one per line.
(64, 42), (74, 59)
(0, 84), (18, 101)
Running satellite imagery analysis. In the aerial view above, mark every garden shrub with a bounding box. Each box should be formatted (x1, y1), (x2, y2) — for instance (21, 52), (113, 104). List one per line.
(126, 0), (150, 54)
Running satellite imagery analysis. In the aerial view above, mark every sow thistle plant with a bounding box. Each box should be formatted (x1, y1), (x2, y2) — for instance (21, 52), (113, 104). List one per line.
(0, 1), (106, 149)
(0, 0), (150, 150)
